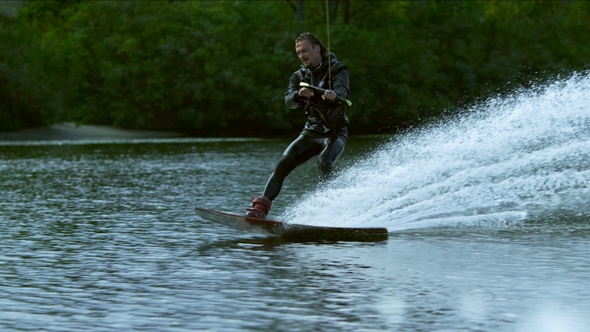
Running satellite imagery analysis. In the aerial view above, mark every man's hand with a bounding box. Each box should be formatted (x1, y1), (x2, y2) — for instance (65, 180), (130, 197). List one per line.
(298, 82), (352, 106)
(298, 87), (314, 98)
(322, 89), (337, 101)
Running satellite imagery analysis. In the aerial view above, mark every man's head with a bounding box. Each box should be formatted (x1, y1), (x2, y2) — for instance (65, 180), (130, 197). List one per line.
(295, 32), (327, 69)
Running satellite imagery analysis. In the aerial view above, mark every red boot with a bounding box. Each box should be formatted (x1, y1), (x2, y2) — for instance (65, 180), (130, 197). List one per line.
(245, 196), (272, 219)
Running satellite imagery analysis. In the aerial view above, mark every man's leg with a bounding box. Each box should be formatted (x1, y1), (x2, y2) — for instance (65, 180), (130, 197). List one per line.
(317, 134), (347, 180)
(263, 135), (321, 200)
(246, 135), (320, 218)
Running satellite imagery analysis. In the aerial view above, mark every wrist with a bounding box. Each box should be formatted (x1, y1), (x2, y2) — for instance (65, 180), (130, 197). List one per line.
(294, 90), (303, 100)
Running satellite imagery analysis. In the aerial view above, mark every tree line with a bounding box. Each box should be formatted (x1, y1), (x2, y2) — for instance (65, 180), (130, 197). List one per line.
(1, 1), (589, 136)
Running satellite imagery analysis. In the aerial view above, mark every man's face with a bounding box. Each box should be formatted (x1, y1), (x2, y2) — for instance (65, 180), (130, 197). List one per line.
(296, 39), (322, 69)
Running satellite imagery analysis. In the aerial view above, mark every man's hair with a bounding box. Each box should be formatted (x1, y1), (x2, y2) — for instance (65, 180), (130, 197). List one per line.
(296, 32), (328, 59)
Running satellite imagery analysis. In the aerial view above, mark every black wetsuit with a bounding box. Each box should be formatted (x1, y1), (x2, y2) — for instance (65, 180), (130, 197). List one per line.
(262, 53), (350, 200)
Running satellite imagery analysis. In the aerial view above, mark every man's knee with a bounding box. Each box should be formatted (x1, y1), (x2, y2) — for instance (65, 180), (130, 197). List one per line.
(274, 155), (297, 178)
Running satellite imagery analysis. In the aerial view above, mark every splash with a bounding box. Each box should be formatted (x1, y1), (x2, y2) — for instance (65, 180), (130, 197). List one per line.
(281, 73), (590, 230)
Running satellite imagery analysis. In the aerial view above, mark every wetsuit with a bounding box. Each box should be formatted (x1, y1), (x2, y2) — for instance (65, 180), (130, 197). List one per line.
(262, 53), (350, 200)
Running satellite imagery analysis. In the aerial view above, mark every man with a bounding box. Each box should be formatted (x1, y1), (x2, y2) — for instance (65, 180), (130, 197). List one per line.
(245, 32), (350, 219)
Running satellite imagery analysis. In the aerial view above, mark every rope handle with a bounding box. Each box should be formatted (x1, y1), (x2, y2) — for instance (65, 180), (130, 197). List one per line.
(300, 82), (352, 107)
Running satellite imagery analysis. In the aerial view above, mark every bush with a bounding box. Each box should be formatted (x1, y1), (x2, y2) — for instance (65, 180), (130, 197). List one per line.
(2, 1), (590, 136)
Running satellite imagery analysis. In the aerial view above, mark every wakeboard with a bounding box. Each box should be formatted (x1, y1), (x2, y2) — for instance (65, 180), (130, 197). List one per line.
(194, 206), (388, 242)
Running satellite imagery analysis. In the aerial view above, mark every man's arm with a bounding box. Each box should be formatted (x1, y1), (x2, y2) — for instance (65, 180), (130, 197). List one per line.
(285, 71), (304, 109)
(330, 65), (350, 102)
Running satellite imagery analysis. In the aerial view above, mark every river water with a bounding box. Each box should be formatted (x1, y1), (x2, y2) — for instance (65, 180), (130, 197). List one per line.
(2, 74), (590, 331)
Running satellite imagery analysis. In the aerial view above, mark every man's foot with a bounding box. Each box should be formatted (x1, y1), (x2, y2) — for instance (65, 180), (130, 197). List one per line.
(245, 196), (272, 219)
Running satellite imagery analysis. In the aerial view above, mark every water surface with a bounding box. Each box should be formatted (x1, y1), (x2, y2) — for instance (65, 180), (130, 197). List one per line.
(2, 73), (590, 331)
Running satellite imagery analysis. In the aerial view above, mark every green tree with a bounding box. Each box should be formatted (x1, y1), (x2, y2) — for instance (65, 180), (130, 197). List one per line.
(3, 1), (590, 136)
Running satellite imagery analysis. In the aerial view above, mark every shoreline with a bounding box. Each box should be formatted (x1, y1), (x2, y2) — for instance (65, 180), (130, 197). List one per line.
(0, 123), (184, 141)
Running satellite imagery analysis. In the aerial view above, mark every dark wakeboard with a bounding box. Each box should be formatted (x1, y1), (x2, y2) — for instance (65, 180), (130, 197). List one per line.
(194, 206), (388, 242)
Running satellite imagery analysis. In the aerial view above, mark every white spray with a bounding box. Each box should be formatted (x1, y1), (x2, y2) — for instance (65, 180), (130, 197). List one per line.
(281, 73), (590, 230)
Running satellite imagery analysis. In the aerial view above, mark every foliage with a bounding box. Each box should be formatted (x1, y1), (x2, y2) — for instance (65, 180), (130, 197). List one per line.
(2, 1), (590, 136)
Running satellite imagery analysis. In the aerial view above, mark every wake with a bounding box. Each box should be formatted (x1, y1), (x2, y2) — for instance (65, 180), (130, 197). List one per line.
(281, 72), (590, 230)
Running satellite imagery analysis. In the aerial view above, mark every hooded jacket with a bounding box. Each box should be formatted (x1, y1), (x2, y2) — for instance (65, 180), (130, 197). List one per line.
(285, 52), (350, 138)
